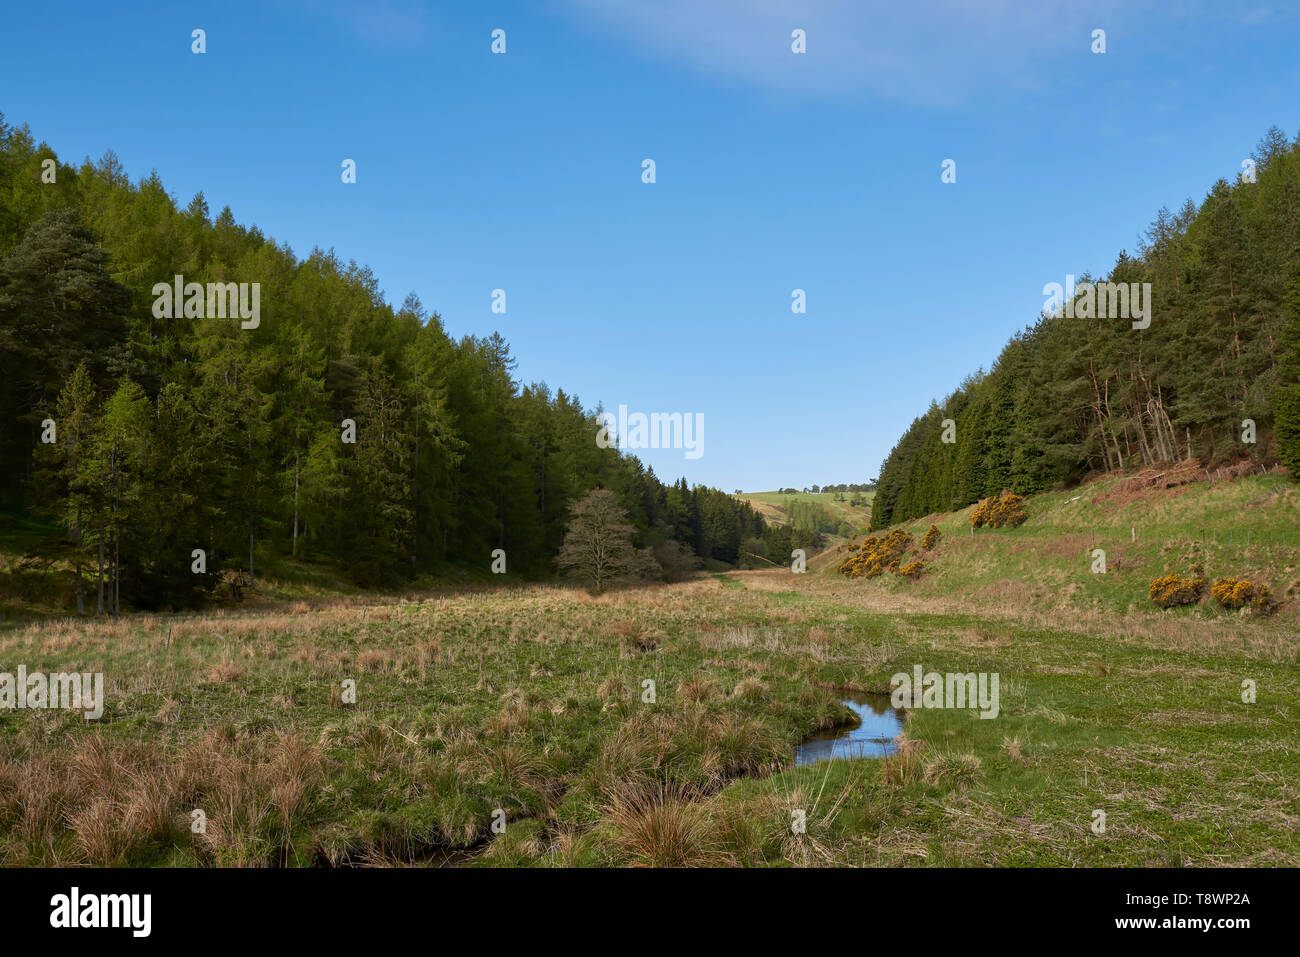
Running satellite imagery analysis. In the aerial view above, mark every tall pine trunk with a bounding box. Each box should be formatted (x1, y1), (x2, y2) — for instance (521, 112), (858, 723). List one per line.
(411, 432), (419, 565)
(73, 510), (84, 616)
(292, 458), (300, 558)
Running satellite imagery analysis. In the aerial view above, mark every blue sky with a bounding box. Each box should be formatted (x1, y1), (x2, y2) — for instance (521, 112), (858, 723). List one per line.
(3, 1), (1298, 491)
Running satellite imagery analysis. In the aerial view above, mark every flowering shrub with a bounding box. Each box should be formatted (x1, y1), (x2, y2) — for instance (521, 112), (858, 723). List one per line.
(920, 525), (942, 550)
(971, 491), (1028, 529)
(838, 528), (913, 579)
(1211, 577), (1275, 614)
(1148, 572), (1206, 608)
(899, 559), (925, 579)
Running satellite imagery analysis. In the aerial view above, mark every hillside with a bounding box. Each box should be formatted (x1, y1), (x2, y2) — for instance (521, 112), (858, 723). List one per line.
(824, 466), (1300, 621)
(0, 115), (772, 612)
(735, 490), (874, 545)
(871, 125), (1300, 531)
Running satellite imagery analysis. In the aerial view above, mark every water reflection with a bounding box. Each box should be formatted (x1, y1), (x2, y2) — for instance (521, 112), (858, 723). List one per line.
(795, 692), (903, 766)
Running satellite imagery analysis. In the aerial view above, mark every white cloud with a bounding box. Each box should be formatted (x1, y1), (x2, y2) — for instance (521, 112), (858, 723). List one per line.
(292, 0), (433, 50)
(555, 0), (1156, 105)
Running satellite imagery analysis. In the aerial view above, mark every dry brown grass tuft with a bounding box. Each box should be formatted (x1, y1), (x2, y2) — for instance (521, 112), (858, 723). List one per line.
(485, 743), (547, 799)
(489, 701), (534, 737)
(698, 626), (756, 650)
(618, 628), (660, 656)
(414, 639), (442, 676)
(356, 648), (390, 673)
(881, 735), (924, 787)
(206, 660), (244, 684)
(677, 677), (721, 705)
(155, 698), (181, 723)
(606, 781), (720, 867)
(596, 677), (630, 704)
(0, 727), (329, 866)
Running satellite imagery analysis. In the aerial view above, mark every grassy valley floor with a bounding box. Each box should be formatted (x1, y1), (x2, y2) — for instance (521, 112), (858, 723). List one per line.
(0, 472), (1296, 867)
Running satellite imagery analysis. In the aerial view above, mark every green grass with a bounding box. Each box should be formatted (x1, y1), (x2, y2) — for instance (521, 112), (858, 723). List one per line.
(737, 490), (875, 537)
(0, 472), (1295, 867)
(841, 471), (1300, 618)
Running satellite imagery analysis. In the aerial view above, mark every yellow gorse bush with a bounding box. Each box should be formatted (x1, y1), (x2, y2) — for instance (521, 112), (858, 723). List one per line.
(838, 529), (914, 579)
(920, 525), (942, 550)
(1211, 577), (1275, 613)
(971, 491), (1028, 529)
(1148, 572), (1206, 608)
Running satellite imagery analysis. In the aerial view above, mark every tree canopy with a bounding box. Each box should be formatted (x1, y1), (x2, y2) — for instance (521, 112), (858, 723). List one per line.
(0, 114), (769, 609)
(872, 125), (1300, 530)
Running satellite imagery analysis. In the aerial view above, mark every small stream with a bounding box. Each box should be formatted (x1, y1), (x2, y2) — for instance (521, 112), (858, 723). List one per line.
(795, 692), (903, 766)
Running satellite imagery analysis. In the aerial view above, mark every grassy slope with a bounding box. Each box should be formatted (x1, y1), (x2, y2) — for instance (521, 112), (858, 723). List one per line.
(0, 473), (1295, 867)
(837, 469), (1300, 616)
(736, 490), (875, 539)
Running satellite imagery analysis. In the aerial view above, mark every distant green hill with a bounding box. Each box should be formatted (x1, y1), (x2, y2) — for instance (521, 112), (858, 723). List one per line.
(735, 490), (874, 541)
